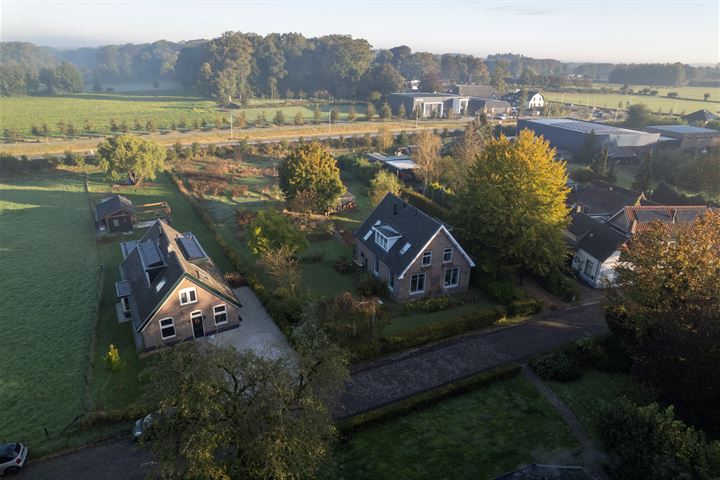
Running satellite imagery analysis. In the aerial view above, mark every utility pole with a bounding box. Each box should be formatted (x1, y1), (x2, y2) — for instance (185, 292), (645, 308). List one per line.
(328, 109), (331, 135)
(230, 112), (233, 141)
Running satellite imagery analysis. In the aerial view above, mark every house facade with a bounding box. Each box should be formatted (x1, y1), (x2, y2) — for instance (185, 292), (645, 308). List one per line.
(95, 195), (135, 234)
(388, 93), (470, 118)
(502, 90), (545, 109)
(116, 220), (242, 352)
(354, 193), (475, 302)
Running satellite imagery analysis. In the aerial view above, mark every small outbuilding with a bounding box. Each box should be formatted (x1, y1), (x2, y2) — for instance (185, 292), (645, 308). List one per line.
(644, 124), (720, 150)
(96, 195), (135, 234)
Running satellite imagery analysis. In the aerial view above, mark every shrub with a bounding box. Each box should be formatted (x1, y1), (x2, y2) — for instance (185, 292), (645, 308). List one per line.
(571, 334), (632, 372)
(597, 399), (720, 480)
(333, 258), (354, 274)
(537, 270), (581, 302)
(356, 275), (389, 299)
(402, 188), (450, 221)
(299, 251), (324, 264)
(508, 298), (543, 316)
(104, 344), (122, 372)
(404, 295), (450, 313)
(483, 278), (522, 304)
(223, 272), (247, 288)
(529, 352), (581, 381)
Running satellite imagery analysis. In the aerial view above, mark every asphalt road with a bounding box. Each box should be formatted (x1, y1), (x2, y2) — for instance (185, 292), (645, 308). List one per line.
(22, 304), (605, 480)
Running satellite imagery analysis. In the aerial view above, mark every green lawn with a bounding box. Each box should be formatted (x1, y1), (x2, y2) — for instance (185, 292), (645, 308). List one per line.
(547, 369), (656, 439)
(320, 375), (578, 480)
(600, 83), (720, 102)
(565, 162), (647, 191)
(544, 90), (718, 116)
(0, 91), (367, 136)
(0, 174), (101, 446)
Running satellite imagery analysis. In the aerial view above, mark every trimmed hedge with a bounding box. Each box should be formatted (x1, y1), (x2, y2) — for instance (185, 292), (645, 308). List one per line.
(529, 352), (581, 382)
(338, 363), (521, 433)
(508, 298), (544, 316)
(482, 278), (523, 304)
(402, 188), (450, 221)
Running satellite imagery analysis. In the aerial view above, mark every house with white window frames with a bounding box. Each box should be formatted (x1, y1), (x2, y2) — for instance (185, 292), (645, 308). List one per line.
(115, 220), (242, 352)
(354, 193), (475, 302)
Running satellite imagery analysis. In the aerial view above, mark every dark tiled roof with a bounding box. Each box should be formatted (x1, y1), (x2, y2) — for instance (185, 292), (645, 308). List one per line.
(354, 193), (472, 276)
(120, 220), (238, 332)
(455, 84), (497, 97)
(95, 195), (134, 221)
(567, 212), (598, 237)
(574, 215), (629, 262)
(683, 109), (720, 123)
(572, 180), (644, 216)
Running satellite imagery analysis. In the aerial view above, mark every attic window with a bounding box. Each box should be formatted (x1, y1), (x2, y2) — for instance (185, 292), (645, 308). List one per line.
(375, 231), (389, 251)
(399, 243), (411, 255)
(363, 229), (373, 241)
(179, 287), (197, 305)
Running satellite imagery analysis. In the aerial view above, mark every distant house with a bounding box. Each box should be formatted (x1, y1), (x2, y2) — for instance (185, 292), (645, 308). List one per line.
(95, 195), (135, 233)
(116, 220), (242, 352)
(354, 193), (474, 302)
(608, 205), (711, 236)
(570, 180), (646, 220)
(365, 152), (417, 180)
(502, 90), (545, 109)
(683, 109), (720, 126)
(387, 92), (470, 118)
(565, 212), (629, 288)
(451, 84), (498, 99)
(467, 98), (512, 116)
(645, 124), (720, 150)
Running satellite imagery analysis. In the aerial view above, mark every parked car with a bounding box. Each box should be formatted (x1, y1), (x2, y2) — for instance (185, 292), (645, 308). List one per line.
(0, 443), (27, 475)
(133, 413), (157, 441)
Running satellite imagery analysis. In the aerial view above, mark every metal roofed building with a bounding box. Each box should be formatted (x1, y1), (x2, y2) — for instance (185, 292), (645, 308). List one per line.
(644, 124), (720, 150)
(517, 118), (660, 154)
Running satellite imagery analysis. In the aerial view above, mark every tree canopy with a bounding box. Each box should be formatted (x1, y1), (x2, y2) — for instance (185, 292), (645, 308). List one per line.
(369, 169), (402, 206)
(278, 142), (344, 213)
(453, 129), (570, 277)
(96, 134), (165, 183)
(247, 209), (308, 256)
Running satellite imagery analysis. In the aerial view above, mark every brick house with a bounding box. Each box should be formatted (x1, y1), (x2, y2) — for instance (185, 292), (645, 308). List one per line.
(354, 193), (474, 302)
(116, 220), (242, 352)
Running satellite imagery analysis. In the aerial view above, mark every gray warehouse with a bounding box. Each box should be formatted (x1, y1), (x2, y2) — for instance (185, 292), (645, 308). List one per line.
(644, 124), (720, 150)
(517, 118), (660, 153)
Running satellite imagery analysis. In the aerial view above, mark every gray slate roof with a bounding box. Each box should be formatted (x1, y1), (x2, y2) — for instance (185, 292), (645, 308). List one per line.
(683, 109), (720, 123)
(572, 180), (644, 216)
(95, 195), (134, 221)
(570, 213), (629, 262)
(354, 193), (471, 276)
(120, 220), (239, 332)
(455, 84), (497, 98)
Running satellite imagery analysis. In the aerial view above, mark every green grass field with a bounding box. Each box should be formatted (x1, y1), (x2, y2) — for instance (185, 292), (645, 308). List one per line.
(600, 83), (720, 102)
(544, 90), (719, 116)
(320, 375), (578, 479)
(0, 174), (101, 446)
(0, 91), (367, 136)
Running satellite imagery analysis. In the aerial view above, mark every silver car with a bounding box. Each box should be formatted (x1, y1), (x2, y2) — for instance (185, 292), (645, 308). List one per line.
(133, 413), (156, 441)
(0, 443), (27, 475)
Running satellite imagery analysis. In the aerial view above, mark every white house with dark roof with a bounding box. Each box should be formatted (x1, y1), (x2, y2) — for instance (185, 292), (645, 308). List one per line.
(354, 193), (475, 302)
(116, 220), (242, 352)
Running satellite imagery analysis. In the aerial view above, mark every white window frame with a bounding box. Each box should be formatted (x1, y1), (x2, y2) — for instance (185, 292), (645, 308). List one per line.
(159, 317), (176, 340)
(410, 273), (425, 294)
(444, 267), (459, 288)
(422, 251), (432, 267)
(213, 304), (228, 325)
(374, 257), (380, 276)
(374, 231), (388, 251)
(584, 260), (595, 278)
(388, 273), (395, 291)
(443, 248), (453, 263)
(179, 287), (197, 305)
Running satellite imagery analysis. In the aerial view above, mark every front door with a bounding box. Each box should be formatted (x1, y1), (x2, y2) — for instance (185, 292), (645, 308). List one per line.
(191, 311), (205, 338)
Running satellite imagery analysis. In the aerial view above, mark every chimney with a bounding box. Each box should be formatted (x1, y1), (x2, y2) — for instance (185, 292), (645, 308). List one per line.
(393, 203), (397, 215)
(575, 205), (582, 213)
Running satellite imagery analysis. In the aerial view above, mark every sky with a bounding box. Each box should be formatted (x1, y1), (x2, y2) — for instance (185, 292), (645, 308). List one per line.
(2, 0), (719, 64)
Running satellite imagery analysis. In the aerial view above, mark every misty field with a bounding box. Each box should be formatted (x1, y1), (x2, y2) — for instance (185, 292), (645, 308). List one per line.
(0, 175), (101, 447)
(0, 91), (366, 136)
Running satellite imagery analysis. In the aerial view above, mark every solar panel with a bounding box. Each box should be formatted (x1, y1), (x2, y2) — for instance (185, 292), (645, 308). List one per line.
(675, 210), (703, 222)
(636, 211), (671, 223)
(177, 235), (208, 261)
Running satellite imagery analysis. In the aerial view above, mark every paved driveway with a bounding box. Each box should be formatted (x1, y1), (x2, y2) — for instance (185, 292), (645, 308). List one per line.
(207, 287), (294, 360)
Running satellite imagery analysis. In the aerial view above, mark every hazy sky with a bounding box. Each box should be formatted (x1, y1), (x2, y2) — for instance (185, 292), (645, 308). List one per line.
(2, 0), (719, 64)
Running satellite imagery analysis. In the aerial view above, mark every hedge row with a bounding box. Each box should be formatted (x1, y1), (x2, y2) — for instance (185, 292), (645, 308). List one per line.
(508, 298), (544, 316)
(351, 306), (507, 362)
(402, 188), (450, 221)
(338, 362), (521, 433)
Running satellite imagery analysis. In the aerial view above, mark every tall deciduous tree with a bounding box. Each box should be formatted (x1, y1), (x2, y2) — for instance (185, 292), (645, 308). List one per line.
(412, 130), (442, 194)
(375, 126), (393, 152)
(142, 319), (348, 480)
(607, 211), (720, 428)
(454, 130), (569, 277)
(369, 169), (402, 206)
(279, 142), (344, 213)
(96, 134), (165, 184)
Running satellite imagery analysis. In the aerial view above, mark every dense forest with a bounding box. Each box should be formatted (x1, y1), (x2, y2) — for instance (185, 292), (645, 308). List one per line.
(1, 35), (719, 99)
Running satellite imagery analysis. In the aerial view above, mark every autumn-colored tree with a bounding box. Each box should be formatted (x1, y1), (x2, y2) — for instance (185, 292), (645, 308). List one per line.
(448, 116), (492, 188)
(453, 129), (569, 277)
(279, 142), (344, 213)
(96, 134), (165, 184)
(365, 102), (376, 121)
(260, 244), (301, 292)
(607, 211), (720, 428)
(375, 126), (393, 152)
(347, 105), (358, 122)
(369, 169), (402, 206)
(247, 210), (308, 256)
(142, 320), (348, 480)
(412, 130), (442, 194)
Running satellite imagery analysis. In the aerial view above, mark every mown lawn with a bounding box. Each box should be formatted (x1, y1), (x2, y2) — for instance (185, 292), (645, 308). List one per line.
(0, 91), (367, 136)
(320, 375), (578, 480)
(543, 90), (718, 115)
(547, 369), (656, 439)
(0, 174), (101, 447)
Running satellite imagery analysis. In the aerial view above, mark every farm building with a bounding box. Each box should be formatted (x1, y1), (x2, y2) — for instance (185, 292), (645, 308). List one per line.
(644, 124), (720, 150)
(683, 109), (719, 125)
(502, 90), (545, 109)
(451, 84), (498, 98)
(95, 195), (135, 233)
(388, 93), (470, 118)
(517, 118), (660, 155)
(467, 98), (512, 116)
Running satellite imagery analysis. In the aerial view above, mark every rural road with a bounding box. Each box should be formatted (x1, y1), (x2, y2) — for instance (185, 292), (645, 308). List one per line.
(22, 304), (606, 480)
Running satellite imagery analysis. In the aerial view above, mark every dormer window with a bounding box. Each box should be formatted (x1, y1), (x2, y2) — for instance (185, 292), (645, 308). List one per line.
(375, 231), (389, 250)
(372, 224), (401, 252)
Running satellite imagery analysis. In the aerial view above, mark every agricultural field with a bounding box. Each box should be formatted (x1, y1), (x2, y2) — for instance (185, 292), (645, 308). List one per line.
(544, 90), (719, 116)
(0, 90), (366, 136)
(320, 374), (578, 479)
(0, 174), (101, 448)
(600, 83), (720, 102)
